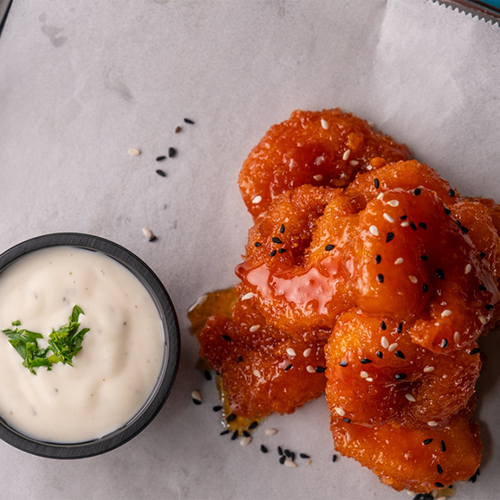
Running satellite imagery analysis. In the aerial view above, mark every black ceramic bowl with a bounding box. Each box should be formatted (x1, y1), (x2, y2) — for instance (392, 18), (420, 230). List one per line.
(0, 233), (180, 459)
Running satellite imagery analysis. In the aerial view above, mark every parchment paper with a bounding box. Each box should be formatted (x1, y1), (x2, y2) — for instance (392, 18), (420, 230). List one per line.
(0, 1), (499, 499)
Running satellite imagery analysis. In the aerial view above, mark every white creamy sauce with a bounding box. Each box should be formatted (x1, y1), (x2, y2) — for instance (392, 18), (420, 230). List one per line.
(0, 246), (165, 443)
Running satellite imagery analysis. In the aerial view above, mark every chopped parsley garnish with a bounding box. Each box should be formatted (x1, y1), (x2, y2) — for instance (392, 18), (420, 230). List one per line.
(2, 305), (89, 374)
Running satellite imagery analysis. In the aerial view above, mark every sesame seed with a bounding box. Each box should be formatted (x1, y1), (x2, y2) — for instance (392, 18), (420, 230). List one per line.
(241, 292), (255, 300)
(128, 148), (141, 156)
(377, 192), (384, 200)
(335, 407), (346, 417)
(254, 242), (261, 247)
(418, 222), (427, 230)
(395, 373), (407, 380)
(252, 195), (262, 204)
(284, 364), (293, 371)
(435, 482), (444, 488)
(423, 438), (433, 445)
(272, 237), (283, 244)
(413, 188), (421, 196)
(142, 227), (156, 241)
(280, 224), (285, 233)
(375, 254), (382, 264)
(369, 225), (379, 236)
(395, 350), (405, 359)
(441, 338), (448, 348)
(441, 440), (447, 452)
(374, 178), (380, 189)
(260, 445), (268, 453)
(339, 360), (348, 367)
(388, 199), (399, 207)
(303, 348), (311, 357)
(265, 428), (277, 436)
(422, 283), (429, 293)
(313, 174), (323, 181)
(156, 169), (166, 177)
(436, 268), (445, 280)
(381, 336), (390, 349)
(409, 275), (418, 284)
(428, 421), (438, 427)
(380, 321), (387, 330)
(299, 453), (310, 459)
(342, 149), (351, 161)
(156, 156), (167, 162)
(332, 454), (338, 462)
(441, 309), (452, 317)
(423, 366), (435, 373)
(360, 371), (369, 378)
(237, 355), (243, 363)
(361, 358), (372, 364)
(395, 257), (404, 265)
(316, 366), (326, 373)
(191, 390), (202, 405)
(420, 254), (428, 261)
(249, 325), (260, 332)
(400, 221), (410, 227)
(410, 222), (417, 231)
(342, 418), (351, 423)
(240, 436), (252, 446)
(220, 430), (230, 436)
(470, 347), (480, 355)
(321, 119), (329, 130)
(400, 215), (408, 220)
(286, 348), (296, 357)
(480, 252), (486, 259)
(350, 160), (359, 166)
(388, 342), (398, 352)
(222, 334), (232, 342)
(184, 118), (195, 124)
(365, 377), (374, 382)
(306, 365), (315, 373)
(448, 189), (455, 197)
(279, 455), (286, 465)
(479, 315), (488, 325)
(278, 248), (287, 254)
(253, 370), (261, 377)
(437, 464), (443, 474)
(325, 244), (335, 251)
(175, 126), (182, 133)
(204, 370), (212, 381)
(213, 405), (223, 412)
(377, 274), (384, 283)
(383, 213), (395, 223)
(386, 232), (395, 243)
(168, 147), (177, 158)
(405, 394), (416, 402)
(444, 207), (451, 216)
(397, 322), (403, 333)
(376, 351), (383, 358)
(248, 421), (259, 430)
(284, 459), (297, 468)
(486, 303), (495, 311)
(231, 431), (239, 440)
(479, 284), (487, 291)
(454, 331), (460, 343)
(227, 414), (237, 423)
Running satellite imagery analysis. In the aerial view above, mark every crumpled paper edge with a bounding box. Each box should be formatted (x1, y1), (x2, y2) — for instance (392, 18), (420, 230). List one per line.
(432, 0), (500, 25)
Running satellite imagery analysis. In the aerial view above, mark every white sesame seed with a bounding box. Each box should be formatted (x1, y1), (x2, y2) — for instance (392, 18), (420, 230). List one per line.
(423, 365), (435, 373)
(427, 420), (438, 427)
(369, 225), (379, 236)
(409, 275), (418, 284)
(441, 309), (452, 317)
(128, 148), (141, 156)
(253, 369), (261, 378)
(241, 292), (255, 301)
(465, 264), (472, 274)
(405, 394), (416, 402)
(314, 156), (324, 165)
(394, 257), (404, 265)
(240, 436), (252, 446)
(365, 377), (374, 382)
(377, 192), (384, 200)
(191, 390), (202, 403)
(265, 428), (277, 436)
(335, 407), (346, 417)
(252, 195), (263, 204)
(388, 342), (398, 352)
(313, 174), (323, 181)
(249, 325), (260, 333)
(321, 119), (329, 130)
(454, 331), (460, 343)
(342, 149), (351, 161)
(350, 160), (359, 166)
(286, 348), (296, 357)
(264, 142), (271, 149)
(479, 315), (488, 325)
(381, 336), (389, 349)
(284, 459), (297, 468)
(360, 371), (369, 378)
(306, 365), (315, 373)
(366, 165), (373, 171)
(401, 221), (410, 227)
(388, 199), (400, 207)
(383, 213), (395, 223)
(303, 348), (311, 357)
(142, 227), (155, 241)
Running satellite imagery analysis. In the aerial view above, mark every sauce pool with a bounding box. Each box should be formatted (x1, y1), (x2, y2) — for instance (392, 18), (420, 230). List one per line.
(0, 246), (165, 443)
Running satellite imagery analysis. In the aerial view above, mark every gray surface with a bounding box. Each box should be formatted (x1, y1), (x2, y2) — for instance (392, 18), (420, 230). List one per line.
(0, 0), (500, 499)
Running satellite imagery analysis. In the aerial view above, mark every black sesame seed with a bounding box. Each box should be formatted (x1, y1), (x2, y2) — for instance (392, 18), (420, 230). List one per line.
(248, 421), (259, 430)
(410, 222), (417, 231)
(423, 283), (429, 293)
(342, 418), (351, 423)
(395, 350), (405, 359)
(435, 482), (444, 488)
(192, 397), (202, 405)
(395, 373), (407, 380)
(444, 207), (451, 216)
(461, 226), (469, 234)
(260, 444), (268, 453)
(441, 440), (447, 452)
(285, 363), (293, 371)
(213, 405), (223, 412)
(242, 430), (251, 438)
(272, 237), (283, 244)
(184, 118), (195, 124)
(226, 414), (237, 422)
(456, 219), (462, 228)
(290, 452), (296, 461)
(486, 304), (494, 311)
(237, 355), (243, 363)
(270, 250), (277, 257)
(413, 494), (434, 500)
(436, 268), (445, 280)
(423, 438), (433, 445)
(470, 347), (480, 355)
(419, 222), (427, 230)
(397, 322), (403, 333)
(376, 351), (383, 359)
(156, 156), (167, 162)
(437, 464), (443, 474)
(332, 454), (338, 462)
(420, 254), (428, 261)
(441, 338), (448, 348)
(479, 284), (487, 291)
(231, 430), (239, 440)
(325, 244), (335, 251)
(222, 334), (232, 342)
(480, 252), (486, 259)
(448, 188), (456, 197)
(220, 430), (230, 436)
(375, 254), (382, 264)
(377, 274), (384, 283)
(360, 358), (372, 364)
(278, 446), (283, 455)
(284, 449), (291, 458)
(380, 321), (387, 330)
(279, 455), (286, 465)
(204, 370), (212, 381)
(156, 169), (166, 177)
(374, 178), (380, 189)
(278, 248), (287, 254)
(280, 224), (285, 234)
(386, 232), (395, 243)
(254, 242), (262, 247)
(339, 360), (348, 367)
(300, 453), (310, 459)
(168, 147), (177, 158)
(316, 366), (326, 373)
(400, 215), (408, 220)
(413, 188), (422, 196)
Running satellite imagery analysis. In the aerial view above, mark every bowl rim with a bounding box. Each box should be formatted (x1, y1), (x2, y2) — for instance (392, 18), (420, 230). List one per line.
(0, 232), (180, 459)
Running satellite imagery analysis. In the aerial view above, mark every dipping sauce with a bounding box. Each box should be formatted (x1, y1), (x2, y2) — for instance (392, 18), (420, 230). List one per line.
(0, 246), (165, 443)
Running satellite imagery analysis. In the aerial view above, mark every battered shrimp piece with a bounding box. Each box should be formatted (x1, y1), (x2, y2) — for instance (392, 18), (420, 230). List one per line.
(239, 109), (411, 218)
(330, 409), (482, 493)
